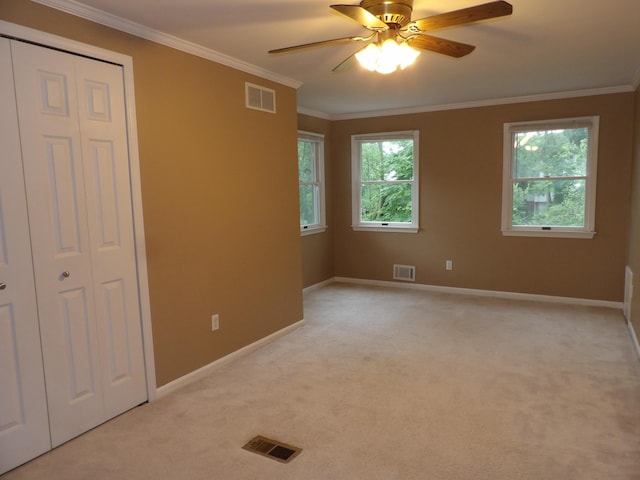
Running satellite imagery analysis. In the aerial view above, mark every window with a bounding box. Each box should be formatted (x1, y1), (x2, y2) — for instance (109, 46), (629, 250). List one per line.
(351, 131), (419, 233)
(501, 116), (599, 238)
(298, 131), (326, 235)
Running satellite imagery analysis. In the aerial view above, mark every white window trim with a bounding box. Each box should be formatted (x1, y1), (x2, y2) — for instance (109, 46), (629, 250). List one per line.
(298, 130), (327, 236)
(351, 131), (420, 233)
(501, 116), (599, 239)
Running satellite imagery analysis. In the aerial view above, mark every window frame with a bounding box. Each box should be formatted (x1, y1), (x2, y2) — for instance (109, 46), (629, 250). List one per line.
(298, 130), (327, 236)
(501, 116), (599, 239)
(351, 130), (420, 233)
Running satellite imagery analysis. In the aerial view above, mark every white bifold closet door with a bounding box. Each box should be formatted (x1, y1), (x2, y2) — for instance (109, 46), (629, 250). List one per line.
(0, 38), (148, 474)
(0, 37), (51, 474)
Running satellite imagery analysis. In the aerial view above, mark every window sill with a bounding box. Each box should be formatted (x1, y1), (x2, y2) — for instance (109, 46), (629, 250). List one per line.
(502, 229), (596, 239)
(301, 225), (327, 236)
(352, 225), (419, 234)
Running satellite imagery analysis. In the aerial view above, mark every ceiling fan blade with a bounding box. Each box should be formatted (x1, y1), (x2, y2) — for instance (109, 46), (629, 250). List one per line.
(330, 4), (389, 29)
(332, 51), (360, 72)
(410, 1), (513, 32)
(407, 34), (476, 58)
(269, 34), (373, 54)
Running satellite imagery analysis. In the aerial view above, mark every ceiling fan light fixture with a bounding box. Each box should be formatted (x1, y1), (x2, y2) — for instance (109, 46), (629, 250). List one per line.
(397, 41), (420, 69)
(269, 1), (513, 72)
(354, 43), (381, 72)
(355, 38), (419, 74)
(377, 38), (401, 73)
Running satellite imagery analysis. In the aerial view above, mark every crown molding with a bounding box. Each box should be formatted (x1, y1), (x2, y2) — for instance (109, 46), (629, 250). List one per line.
(31, 0), (302, 89)
(297, 106), (331, 120)
(327, 85), (635, 121)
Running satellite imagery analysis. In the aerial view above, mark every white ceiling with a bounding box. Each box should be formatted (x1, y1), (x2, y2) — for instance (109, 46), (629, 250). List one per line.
(41, 0), (640, 118)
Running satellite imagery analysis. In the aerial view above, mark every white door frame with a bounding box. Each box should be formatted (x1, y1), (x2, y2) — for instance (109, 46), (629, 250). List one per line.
(0, 20), (157, 401)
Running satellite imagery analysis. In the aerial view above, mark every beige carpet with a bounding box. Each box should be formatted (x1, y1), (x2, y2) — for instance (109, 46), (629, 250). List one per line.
(4, 283), (640, 479)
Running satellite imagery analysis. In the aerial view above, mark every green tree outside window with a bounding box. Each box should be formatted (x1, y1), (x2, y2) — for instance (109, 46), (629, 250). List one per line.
(511, 127), (589, 228)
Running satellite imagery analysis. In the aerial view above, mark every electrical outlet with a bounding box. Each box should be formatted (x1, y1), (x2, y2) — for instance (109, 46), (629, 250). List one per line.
(211, 314), (219, 332)
(445, 260), (453, 271)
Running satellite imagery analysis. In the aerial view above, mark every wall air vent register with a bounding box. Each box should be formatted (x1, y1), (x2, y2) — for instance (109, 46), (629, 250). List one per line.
(393, 264), (415, 281)
(245, 82), (276, 113)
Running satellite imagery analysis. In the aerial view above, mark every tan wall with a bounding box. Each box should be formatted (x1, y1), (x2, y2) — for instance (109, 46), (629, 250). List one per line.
(298, 114), (335, 288)
(628, 87), (640, 335)
(331, 94), (634, 301)
(1, 0), (303, 386)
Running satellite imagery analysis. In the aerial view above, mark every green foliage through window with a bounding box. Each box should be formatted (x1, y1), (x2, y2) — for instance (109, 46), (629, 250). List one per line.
(358, 137), (415, 223)
(298, 135), (323, 227)
(511, 127), (589, 228)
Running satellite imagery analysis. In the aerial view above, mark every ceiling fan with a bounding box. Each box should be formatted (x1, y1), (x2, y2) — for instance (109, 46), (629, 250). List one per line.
(268, 0), (513, 73)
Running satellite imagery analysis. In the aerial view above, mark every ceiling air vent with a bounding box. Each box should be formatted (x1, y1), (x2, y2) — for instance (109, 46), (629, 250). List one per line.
(245, 82), (276, 113)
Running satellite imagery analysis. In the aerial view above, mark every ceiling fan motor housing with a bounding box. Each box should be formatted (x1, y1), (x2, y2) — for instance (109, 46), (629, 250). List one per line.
(360, 0), (413, 27)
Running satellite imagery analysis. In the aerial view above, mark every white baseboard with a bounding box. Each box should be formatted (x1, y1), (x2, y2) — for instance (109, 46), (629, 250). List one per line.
(156, 319), (306, 399)
(303, 278), (334, 295)
(332, 276), (624, 310)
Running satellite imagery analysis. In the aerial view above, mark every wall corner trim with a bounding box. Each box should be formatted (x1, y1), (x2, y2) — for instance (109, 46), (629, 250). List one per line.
(155, 319), (306, 399)
(633, 65), (640, 91)
(628, 320), (640, 363)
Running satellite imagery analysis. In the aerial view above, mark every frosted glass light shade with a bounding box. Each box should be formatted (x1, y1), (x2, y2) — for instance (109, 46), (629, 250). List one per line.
(355, 39), (420, 74)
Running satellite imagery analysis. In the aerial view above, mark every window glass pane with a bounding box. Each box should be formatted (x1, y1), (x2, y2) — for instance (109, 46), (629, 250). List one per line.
(512, 179), (585, 227)
(360, 139), (413, 182)
(299, 184), (318, 226)
(298, 140), (315, 183)
(514, 128), (588, 179)
(360, 183), (412, 222)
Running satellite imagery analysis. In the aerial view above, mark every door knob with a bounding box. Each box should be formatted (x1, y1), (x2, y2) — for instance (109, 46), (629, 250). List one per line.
(62, 271), (70, 278)
(0, 283), (5, 290)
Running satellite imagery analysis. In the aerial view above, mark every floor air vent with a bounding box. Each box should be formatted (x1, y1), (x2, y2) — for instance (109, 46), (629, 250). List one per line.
(242, 435), (302, 463)
(245, 82), (276, 113)
(393, 264), (415, 281)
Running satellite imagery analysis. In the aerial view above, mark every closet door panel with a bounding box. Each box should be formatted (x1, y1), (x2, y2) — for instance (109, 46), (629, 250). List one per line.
(0, 37), (50, 475)
(75, 56), (147, 417)
(11, 40), (105, 447)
